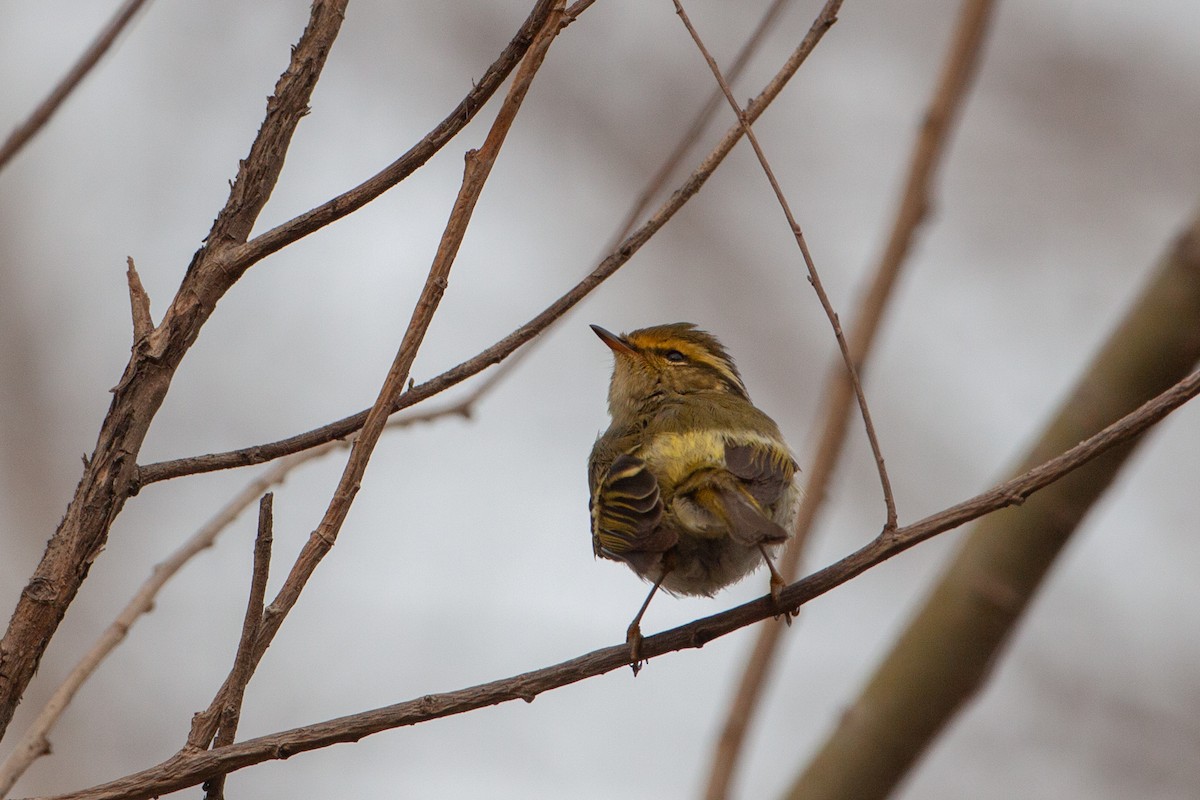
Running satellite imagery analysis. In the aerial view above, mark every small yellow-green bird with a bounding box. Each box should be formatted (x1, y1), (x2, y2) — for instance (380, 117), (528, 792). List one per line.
(588, 322), (799, 671)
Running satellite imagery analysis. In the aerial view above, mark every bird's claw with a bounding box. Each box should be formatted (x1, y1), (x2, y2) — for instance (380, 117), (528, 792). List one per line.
(626, 623), (645, 675)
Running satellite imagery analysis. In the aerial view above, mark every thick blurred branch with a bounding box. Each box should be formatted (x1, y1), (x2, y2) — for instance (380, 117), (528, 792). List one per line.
(784, 206), (1200, 800)
(26, 362), (1200, 800)
(704, 0), (998, 795)
(134, 0), (846, 487)
(0, 0), (151, 174)
(0, 0), (348, 741)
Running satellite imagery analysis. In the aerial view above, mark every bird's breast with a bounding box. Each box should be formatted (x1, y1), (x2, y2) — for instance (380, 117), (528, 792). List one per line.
(638, 429), (787, 493)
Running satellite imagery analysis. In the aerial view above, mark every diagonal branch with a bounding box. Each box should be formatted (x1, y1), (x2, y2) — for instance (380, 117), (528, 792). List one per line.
(186, 0), (568, 738)
(26, 365), (1200, 800)
(606, 0), (795, 249)
(0, 0), (152, 174)
(0, 0), (348, 742)
(134, 0), (846, 488)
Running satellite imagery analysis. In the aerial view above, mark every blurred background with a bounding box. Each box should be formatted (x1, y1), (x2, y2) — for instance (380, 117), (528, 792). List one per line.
(1, 1), (1199, 797)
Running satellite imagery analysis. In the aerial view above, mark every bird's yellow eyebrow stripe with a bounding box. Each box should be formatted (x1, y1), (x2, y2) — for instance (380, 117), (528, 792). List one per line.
(624, 335), (747, 395)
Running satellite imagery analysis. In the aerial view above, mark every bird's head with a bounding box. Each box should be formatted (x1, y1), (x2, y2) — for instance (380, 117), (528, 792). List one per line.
(591, 322), (749, 420)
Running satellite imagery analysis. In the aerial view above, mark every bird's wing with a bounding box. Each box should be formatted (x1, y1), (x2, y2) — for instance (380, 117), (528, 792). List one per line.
(591, 453), (674, 560)
(724, 441), (796, 508)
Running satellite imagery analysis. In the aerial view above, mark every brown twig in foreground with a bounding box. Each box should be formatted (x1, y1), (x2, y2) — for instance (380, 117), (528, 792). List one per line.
(27, 367), (1200, 800)
(0, 0), (152, 173)
(196, 495), (273, 800)
(185, 1), (568, 755)
(671, 0), (898, 532)
(703, 1), (998, 795)
(135, 0), (846, 488)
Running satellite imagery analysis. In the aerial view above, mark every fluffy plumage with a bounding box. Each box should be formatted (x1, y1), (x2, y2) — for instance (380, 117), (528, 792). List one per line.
(588, 323), (799, 598)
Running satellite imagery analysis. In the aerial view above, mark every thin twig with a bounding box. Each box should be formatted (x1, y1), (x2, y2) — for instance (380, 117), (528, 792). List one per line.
(702, 1), (998, 796)
(124, 257), (154, 344)
(563, 0), (596, 22)
(606, 0), (795, 249)
(196, 495), (274, 800)
(27, 367), (1200, 800)
(134, 0), (846, 488)
(672, 0), (898, 531)
(0, 0), (152, 173)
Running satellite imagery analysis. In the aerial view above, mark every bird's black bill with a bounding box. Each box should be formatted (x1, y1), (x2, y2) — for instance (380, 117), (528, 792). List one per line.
(591, 324), (637, 356)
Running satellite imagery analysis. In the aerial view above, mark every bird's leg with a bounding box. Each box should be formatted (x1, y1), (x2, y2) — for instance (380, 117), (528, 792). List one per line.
(626, 573), (666, 675)
(758, 545), (792, 625)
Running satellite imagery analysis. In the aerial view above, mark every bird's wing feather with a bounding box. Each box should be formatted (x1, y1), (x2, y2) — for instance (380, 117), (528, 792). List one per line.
(591, 454), (675, 559)
(724, 441), (796, 508)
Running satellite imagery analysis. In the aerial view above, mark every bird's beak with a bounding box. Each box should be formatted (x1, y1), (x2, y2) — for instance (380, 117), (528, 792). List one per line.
(590, 324), (637, 356)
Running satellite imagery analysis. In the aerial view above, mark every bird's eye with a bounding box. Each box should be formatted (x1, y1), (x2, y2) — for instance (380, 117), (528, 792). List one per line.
(664, 349), (687, 363)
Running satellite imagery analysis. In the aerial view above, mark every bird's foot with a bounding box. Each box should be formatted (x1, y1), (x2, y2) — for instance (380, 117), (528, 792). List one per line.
(626, 623), (646, 676)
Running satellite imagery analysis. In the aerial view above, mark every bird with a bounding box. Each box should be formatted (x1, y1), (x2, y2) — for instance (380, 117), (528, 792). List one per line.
(588, 322), (799, 672)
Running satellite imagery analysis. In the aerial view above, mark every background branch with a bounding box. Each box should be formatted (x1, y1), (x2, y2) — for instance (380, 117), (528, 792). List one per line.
(703, 0), (997, 795)
(0, 0), (151, 173)
(784, 203), (1200, 799)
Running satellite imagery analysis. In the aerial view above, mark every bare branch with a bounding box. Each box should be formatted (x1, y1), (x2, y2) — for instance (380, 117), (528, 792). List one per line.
(196, 494), (274, 800)
(134, 0), (846, 488)
(0, 0), (152, 174)
(704, 1), (998, 795)
(124, 257), (154, 344)
(220, 0), (560, 271)
(0, 0), (349, 742)
(672, 0), (898, 530)
(27, 366), (1200, 800)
